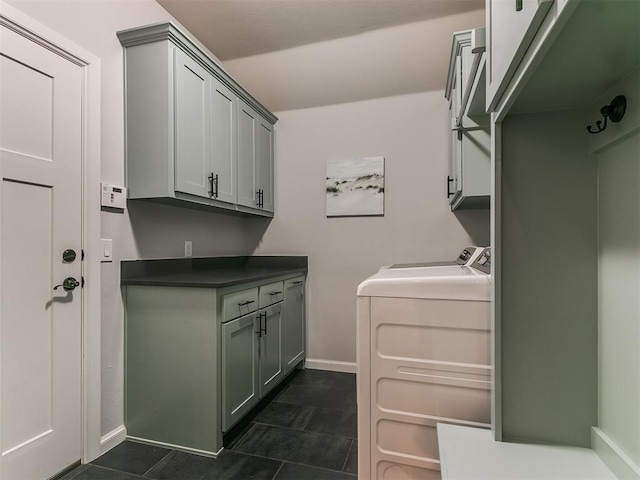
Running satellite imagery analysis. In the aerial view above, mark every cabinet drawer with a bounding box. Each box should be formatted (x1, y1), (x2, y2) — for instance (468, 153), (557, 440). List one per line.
(259, 281), (284, 308)
(222, 288), (259, 322)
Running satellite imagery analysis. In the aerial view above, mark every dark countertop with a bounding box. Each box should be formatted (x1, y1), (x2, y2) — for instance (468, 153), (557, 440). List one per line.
(121, 256), (307, 288)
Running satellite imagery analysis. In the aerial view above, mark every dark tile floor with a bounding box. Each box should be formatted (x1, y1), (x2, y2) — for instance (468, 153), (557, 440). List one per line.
(62, 369), (357, 480)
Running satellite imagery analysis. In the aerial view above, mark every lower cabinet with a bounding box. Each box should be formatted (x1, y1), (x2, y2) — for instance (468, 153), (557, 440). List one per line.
(125, 273), (305, 456)
(221, 302), (284, 432)
(221, 312), (259, 432)
(258, 303), (284, 396)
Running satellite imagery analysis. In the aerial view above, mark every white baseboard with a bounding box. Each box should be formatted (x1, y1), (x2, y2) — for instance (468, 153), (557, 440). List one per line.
(100, 425), (127, 455)
(305, 358), (356, 373)
(127, 435), (221, 458)
(592, 427), (640, 480)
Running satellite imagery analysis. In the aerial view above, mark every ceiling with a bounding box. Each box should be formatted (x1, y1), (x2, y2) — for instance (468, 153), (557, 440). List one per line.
(156, 0), (485, 61)
(156, 0), (485, 111)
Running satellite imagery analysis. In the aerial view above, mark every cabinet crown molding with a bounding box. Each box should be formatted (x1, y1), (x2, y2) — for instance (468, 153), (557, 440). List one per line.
(117, 21), (277, 124)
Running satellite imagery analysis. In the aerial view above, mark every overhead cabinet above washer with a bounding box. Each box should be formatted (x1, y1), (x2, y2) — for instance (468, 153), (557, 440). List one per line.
(444, 27), (490, 211)
(118, 22), (277, 217)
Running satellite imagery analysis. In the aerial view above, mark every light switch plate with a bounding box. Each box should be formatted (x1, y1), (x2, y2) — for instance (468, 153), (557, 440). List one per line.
(101, 239), (113, 262)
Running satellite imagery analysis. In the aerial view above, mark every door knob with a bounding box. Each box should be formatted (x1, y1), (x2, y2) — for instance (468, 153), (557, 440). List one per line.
(54, 277), (80, 292)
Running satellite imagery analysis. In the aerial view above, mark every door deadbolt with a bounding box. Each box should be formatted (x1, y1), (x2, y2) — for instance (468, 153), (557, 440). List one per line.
(62, 249), (77, 263)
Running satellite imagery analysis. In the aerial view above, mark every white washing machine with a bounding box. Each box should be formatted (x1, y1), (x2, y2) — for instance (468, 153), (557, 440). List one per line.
(381, 246), (485, 270)
(356, 248), (492, 480)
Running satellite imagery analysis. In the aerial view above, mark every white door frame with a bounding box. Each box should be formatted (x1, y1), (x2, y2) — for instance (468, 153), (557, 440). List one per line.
(0, 1), (102, 465)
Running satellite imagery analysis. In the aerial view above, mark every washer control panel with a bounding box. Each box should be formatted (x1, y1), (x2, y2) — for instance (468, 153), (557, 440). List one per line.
(455, 247), (477, 265)
(471, 248), (491, 274)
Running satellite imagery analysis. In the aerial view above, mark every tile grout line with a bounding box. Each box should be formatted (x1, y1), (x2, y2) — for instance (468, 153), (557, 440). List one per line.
(241, 421), (357, 443)
(249, 453), (358, 478)
(230, 422), (259, 450)
(140, 448), (176, 478)
(58, 464), (90, 480)
(230, 445), (353, 475)
(87, 464), (146, 478)
(341, 438), (354, 473)
(269, 460), (286, 480)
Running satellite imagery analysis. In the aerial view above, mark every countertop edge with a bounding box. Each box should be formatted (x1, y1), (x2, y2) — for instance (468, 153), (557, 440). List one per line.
(121, 267), (307, 289)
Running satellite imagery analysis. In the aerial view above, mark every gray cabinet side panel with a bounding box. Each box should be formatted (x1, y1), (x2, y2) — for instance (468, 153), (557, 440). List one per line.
(125, 286), (220, 453)
(597, 132), (640, 467)
(283, 277), (305, 372)
(500, 109), (597, 447)
(461, 127), (491, 197)
(124, 42), (173, 198)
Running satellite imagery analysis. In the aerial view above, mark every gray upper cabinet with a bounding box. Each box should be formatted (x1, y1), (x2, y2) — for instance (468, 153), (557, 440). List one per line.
(211, 77), (238, 205)
(237, 100), (275, 213)
(444, 28), (490, 211)
(117, 22), (277, 217)
(486, 0), (554, 111)
(256, 118), (274, 213)
(237, 99), (257, 209)
(175, 48), (211, 199)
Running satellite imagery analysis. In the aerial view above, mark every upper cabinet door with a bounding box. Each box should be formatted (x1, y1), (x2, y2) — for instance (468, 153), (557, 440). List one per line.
(450, 55), (462, 203)
(174, 49), (211, 198)
(256, 118), (274, 213)
(487, 0), (554, 111)
(211, 77), (237, 204)
(237, 99), (257, 208)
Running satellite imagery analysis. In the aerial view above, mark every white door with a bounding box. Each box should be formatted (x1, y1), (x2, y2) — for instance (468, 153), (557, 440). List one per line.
(0, 22), (83, 480)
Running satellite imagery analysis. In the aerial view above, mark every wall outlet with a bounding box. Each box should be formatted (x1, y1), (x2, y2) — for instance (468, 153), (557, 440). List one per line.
(184, 241), (193, 258)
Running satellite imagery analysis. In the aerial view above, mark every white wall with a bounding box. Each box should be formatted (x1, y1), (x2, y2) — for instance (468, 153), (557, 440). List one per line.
(246, 92), (489, 364)
(5, 0), (249, 438)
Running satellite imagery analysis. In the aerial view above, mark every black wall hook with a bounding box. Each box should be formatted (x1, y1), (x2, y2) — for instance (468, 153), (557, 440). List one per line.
(587, 95), (627, 134)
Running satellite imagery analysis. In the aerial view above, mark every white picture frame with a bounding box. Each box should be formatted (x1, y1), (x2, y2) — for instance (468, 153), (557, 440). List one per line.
(326, 157), (385, 217)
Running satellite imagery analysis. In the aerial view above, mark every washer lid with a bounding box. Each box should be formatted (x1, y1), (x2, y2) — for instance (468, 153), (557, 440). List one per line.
(357, 265), (490, 301)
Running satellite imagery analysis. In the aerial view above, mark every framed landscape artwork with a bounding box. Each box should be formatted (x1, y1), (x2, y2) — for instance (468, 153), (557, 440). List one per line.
(326, 157), (385, 217)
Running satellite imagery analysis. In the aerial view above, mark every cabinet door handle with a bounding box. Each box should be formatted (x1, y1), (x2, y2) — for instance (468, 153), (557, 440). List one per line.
(516, 0), (523, 11)
(291, 281), (304, 285)
(238, 300), (255, 307)
(258, 311), (267, 336)
(209, 173), (219, 198)
(447, 176), (454, 198)
(269, 291), (282, 296)
(256, 189), (264, 208)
